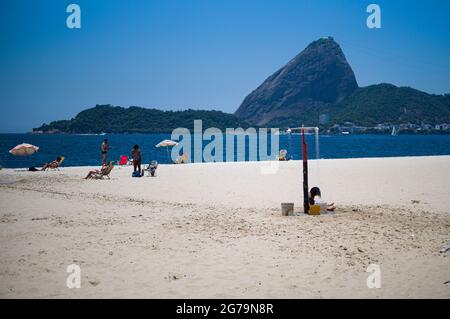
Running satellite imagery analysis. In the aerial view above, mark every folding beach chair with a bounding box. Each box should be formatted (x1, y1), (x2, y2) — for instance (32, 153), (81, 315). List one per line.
(144, 160), (158, 177)
(45, 156), (65, 170)
(118, 155), (128, 165)
(54, 156), (64, 170)
(92, 162), (114, 179)
(174, 153), (188, 164)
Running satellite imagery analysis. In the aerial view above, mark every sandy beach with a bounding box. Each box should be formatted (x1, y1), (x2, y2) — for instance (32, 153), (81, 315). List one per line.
(0, 156), (449, 298)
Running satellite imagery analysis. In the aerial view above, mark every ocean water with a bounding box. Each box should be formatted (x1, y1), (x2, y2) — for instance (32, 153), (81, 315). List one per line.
(0, 133), (449, 168)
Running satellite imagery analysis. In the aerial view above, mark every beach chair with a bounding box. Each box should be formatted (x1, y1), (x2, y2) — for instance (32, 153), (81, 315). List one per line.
(52, 156), (64, 170)
(118, 155), (128, 165)
(174, 153), (188, 164)
(146, 160), (158, 177)
(43, 157), (65, 171)
(142, 160), (158, 177)
(92, 162), (114, 179)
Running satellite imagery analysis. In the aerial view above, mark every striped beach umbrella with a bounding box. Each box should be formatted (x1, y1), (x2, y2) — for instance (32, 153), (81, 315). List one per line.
(9, 143), (39, 156)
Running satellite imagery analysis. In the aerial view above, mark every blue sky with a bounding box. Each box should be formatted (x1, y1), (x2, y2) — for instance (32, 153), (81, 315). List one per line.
(0, 0), (449, 132)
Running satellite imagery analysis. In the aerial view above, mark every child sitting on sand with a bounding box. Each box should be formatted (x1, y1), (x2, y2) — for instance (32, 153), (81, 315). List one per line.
(309, 187), (336, 212)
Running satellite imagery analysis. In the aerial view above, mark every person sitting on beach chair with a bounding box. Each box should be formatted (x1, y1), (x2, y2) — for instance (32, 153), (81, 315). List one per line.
(174, 153), (188, 164)
(309, 186), (336, 212)
(85, 161), (114, 179)
(41, 157), (64, 171)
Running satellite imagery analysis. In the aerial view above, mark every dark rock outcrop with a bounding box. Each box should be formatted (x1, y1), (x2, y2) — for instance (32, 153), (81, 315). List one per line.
(235, 37), (358, 126)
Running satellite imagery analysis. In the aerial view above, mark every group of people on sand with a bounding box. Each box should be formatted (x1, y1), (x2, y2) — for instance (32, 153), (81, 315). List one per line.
(37, 139), (337, 210)
(103, 139), (143, 173)
(94, 139), (143, 178)
(39, 139), (143, 179)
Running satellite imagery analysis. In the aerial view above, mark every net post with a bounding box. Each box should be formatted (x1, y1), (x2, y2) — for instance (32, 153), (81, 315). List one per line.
(315, 127), (320, 159)
(302, 128), (309, 214)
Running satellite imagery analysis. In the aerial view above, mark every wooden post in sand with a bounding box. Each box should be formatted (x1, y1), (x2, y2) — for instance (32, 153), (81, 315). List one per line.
(302, 128), (309, 215)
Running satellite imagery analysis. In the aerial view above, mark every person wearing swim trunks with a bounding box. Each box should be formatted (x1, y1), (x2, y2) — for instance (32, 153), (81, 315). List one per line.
(101, 139), (108, 166)
(131, 144), (142, 176)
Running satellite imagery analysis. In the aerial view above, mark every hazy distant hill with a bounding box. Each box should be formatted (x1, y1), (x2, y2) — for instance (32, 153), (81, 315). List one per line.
(235, 37), (450, 127)
(33, 105), (250, 134)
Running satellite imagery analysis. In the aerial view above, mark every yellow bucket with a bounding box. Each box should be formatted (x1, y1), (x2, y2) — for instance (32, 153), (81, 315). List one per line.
(309, 204), (321, 215)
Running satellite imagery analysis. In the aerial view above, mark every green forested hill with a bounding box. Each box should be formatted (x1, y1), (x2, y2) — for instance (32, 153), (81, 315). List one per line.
(34, 105), (251, 133)
(331, 83), (450, 126)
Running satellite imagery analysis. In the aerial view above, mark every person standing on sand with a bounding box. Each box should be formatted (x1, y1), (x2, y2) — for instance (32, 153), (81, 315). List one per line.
(101, 139), (109, 166)
(131, 144), (142, 175)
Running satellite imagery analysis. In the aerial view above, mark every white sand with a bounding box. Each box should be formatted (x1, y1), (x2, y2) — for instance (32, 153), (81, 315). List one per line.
(0, 156), (449, 298)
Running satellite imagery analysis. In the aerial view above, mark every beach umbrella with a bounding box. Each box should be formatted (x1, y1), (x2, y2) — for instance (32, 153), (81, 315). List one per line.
(155, 139), (178, 162)
(155, 139), (178, 148)
(9, 143), (39, 156)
